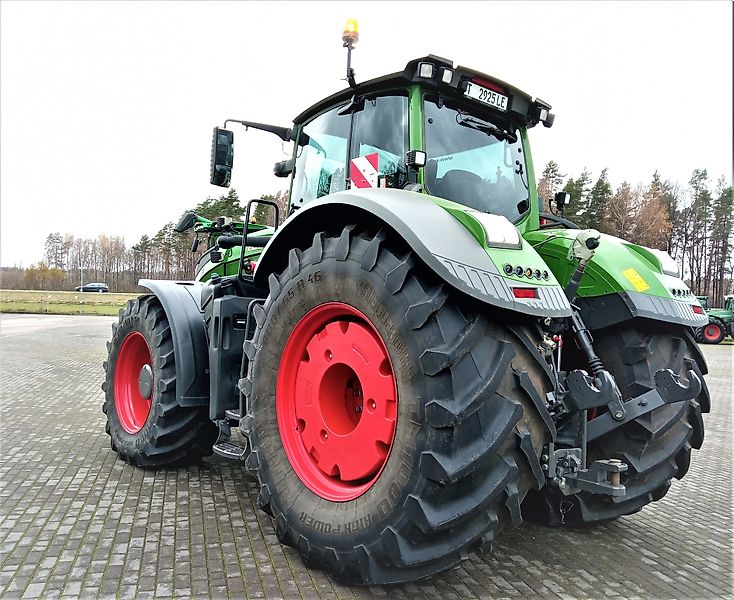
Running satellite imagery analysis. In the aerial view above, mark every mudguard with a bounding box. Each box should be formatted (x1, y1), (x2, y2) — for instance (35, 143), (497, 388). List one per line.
(254, 188), (572, 318)
(524, 230), (708, 330)
(139, 279), (209, 407)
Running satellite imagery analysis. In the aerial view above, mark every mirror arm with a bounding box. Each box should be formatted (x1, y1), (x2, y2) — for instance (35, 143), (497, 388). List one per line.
(224, 119), (295, 141)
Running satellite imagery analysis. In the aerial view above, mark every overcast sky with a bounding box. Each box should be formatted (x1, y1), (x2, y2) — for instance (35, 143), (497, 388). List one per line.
(1, 1), (732, 268)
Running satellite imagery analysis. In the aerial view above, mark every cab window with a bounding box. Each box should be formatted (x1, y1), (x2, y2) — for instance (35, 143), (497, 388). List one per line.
(424, 95), (529, 222)
(291, 106), (350, 207)
(350, 94), (408, 189)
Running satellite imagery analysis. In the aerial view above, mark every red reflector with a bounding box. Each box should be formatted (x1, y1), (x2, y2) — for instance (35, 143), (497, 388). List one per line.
(512, 287), (538, 299)
(692, 305), (704, 315)
(472, 77), (505, 94)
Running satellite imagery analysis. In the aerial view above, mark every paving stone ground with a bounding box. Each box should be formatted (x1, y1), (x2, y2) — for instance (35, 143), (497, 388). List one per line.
(0, 313), (732, 599)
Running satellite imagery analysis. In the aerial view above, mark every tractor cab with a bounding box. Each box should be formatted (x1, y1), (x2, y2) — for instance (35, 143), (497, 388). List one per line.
(211, 54), (555, 237)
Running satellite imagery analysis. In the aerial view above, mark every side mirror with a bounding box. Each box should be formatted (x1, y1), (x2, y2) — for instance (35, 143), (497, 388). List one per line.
(554, 191), (571, 211)
(210, 127), (234, 187)
(174, 211), (197, 233)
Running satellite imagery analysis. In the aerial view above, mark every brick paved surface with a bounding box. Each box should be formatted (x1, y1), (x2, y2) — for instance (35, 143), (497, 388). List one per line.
(0, 313), (732, 599)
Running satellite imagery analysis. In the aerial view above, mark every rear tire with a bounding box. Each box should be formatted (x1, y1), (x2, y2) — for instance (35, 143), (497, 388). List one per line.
(242, 228), (553, 584)
(524, 321), (708, 526)
(103, 295), (217, 467)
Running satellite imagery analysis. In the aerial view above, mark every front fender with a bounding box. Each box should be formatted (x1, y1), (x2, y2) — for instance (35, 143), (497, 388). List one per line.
(254, 188), (571, 318)
(139, 280), (209, 407)
(524, 230), (708, 329)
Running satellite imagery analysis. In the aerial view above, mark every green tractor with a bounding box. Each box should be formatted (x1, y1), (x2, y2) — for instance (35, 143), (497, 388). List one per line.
(695, 294), (734, 344)
(102, 27), (710, 585)
(171, 210), (274, 281)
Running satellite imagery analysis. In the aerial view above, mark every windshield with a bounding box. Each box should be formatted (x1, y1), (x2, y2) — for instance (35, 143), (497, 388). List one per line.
(424, 95), (530, 222)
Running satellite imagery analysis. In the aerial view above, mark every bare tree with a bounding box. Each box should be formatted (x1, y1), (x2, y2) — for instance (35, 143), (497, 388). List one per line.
(633, 177), (673, 249)
(605, 182), (639, 240)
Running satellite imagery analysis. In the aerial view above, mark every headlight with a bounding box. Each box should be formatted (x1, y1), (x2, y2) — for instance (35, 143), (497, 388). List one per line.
(649, 249), (680, 277)
(468, 211), (521, 248)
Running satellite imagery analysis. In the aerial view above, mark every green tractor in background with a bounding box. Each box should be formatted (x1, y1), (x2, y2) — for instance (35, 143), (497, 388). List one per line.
(172, 209), (274, 281)
(695, 294), (734, 344)
(102, 23), (710, 585)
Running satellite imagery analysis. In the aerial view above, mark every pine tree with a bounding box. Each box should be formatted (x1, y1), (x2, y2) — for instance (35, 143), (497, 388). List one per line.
(44, 233), (64, 269)
(194, 188), (243, 221)
(563, 169), (592, 228)
(587, 168), (612, 231)
(536, 161), (565, 213)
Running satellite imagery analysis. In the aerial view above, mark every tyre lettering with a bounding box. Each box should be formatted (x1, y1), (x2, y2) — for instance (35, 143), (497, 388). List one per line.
(375, 454), (412, 519)
(299, 512), (372, 534)
(357, 280), (415, 378)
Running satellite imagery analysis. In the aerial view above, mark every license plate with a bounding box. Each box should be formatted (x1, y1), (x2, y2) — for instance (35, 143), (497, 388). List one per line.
(464, 82), (508, 111)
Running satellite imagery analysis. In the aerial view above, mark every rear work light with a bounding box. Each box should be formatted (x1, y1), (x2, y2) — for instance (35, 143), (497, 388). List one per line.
(417, 62), (435, 79)
(512, 287), (539, 299)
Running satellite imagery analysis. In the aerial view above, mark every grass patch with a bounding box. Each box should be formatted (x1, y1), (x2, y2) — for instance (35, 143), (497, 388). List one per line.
(1, 290), (140, 316)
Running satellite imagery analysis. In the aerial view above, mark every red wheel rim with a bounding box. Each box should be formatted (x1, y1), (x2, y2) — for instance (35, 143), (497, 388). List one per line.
(277, 303), (398, 501)
(703, 324), (721, 341)
(114, 331), (153, 434)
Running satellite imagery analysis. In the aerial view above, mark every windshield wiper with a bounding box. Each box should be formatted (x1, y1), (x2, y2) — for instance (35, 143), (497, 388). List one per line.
(457, 114), (518, 143)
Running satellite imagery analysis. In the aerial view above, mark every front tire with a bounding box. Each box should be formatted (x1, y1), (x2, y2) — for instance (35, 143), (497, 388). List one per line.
(103, 295), (217, 467)
(242, 228), (552, 584)
(524, 321), (708, 526)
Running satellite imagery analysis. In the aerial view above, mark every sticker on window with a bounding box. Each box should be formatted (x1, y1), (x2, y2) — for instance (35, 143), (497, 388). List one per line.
(350, 153), (379, 189)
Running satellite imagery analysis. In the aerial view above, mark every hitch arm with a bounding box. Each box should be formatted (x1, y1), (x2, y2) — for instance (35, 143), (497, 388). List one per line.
(587, 369), (701, 443)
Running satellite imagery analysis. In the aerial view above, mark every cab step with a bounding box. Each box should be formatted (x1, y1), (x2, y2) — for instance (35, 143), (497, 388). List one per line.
(212, 440), (247, 460)
(224, 409), (241, 422)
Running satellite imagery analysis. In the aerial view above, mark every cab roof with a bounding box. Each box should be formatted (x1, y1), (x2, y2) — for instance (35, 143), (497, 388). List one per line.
(294, 55), (552, 128)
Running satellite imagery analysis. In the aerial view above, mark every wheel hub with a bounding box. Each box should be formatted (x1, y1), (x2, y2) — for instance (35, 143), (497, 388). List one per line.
(114, 331), (153, 434)
(138, 364), (154, 399)
(704, 324), (721, 341)
(277, 303), (398, 501)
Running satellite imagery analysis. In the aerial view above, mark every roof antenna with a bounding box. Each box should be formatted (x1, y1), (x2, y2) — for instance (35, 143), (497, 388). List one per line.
(342, 19), (359, 88)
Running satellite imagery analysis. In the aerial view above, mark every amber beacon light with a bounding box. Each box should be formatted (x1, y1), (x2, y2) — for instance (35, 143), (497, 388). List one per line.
(342, 19), (359, 45)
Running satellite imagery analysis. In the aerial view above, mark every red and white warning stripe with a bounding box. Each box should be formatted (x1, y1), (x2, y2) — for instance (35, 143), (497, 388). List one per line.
(349, 153), (379, 189)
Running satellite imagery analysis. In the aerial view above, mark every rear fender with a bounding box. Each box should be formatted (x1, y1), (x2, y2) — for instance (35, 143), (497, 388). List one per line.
(254, 189), (571, 318)
(139, 280), (209, 407)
